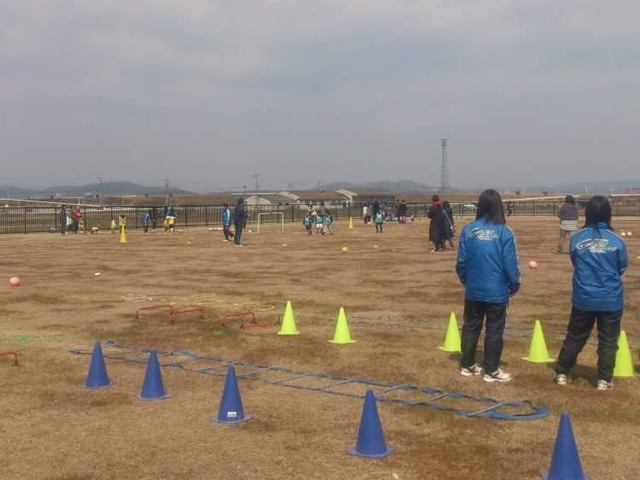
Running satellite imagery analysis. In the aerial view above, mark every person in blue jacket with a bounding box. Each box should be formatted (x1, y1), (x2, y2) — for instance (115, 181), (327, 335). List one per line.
(456, 189), (520, 383)
(221, 203), (232, 241)
(141, 211), (150, 233)
(554, 196), (627, 391)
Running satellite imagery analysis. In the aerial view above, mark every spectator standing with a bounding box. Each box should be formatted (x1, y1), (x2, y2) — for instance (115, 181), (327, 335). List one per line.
(427, 195), (445, 252)
(234, 198), (247, 246)
(554, 196), (627, 391)
(442, 200), (456, 250)
(59, 206), (67, 235)
(456, 189), (520, 383)
(557, 195), (579, 253)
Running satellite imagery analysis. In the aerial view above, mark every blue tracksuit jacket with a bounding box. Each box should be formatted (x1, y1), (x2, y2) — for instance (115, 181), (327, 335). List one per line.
(222, 208), (231, 226)
(570, 223), (627, 312)
(456, 219), (521, 304)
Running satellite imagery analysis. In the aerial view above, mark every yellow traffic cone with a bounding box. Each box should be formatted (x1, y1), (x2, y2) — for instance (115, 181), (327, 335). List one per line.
(439, 312), (461, 352)
(613, 331), (636, 377)
(348, 216), (354, 229)
(329, 307), (356, 344)
(277, 301), (300, 335)
(522, 320), (554, 363)
(119, 226), (127, 243)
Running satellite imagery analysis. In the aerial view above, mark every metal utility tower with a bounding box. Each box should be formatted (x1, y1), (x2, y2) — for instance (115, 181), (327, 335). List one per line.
(440, 139), (450, 192)
(252, 174), (260, 190)
(163, 176), (170, 204)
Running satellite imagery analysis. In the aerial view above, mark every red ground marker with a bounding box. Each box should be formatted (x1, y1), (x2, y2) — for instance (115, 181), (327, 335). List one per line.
(0, 351), (19, 366)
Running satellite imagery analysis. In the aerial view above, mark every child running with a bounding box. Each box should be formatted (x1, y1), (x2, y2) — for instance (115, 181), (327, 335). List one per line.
(324, 213), (334, 235)
(303, 211), (313, 235)
(456, 189), (520, 383)
(375, 210), (384, 233)
(315, 210), (325, 235)
(142, 211), (150, 233)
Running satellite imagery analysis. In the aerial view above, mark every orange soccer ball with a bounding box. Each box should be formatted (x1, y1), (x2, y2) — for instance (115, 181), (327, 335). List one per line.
(528, 261), (538, 270)
(9, 276), (21, 287)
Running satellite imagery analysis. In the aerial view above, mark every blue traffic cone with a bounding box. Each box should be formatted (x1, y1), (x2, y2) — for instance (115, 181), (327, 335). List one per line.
(85, 342), (113, 389)
(348, 390), (395, 458)
(138, 350), (169, 400)
(543, 412), (588, 480)
(213, 365), (251, 423)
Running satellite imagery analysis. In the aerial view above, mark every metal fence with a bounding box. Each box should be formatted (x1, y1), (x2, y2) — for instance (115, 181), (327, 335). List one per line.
(1, 200), (639, 235)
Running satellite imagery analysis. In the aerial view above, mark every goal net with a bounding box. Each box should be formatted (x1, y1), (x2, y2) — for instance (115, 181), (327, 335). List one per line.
(257, 212), (285, 233)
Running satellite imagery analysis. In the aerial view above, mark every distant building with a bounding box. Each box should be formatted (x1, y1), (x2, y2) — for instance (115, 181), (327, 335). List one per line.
(624, 187), (640, 194)
(242, 193), (292, 206)
(336, 188), (396, 207)
(278, 190), (347, 207)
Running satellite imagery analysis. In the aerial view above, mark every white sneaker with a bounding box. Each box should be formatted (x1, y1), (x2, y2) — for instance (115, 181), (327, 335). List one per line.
(460, 364), (483, 377)
(554, 374), (569, 386)
(597, 380), (613, 391)
(483, 369), (512, 383)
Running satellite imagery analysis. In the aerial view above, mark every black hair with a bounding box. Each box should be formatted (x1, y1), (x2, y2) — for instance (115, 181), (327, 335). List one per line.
(223, 203), (228, 208)
(584, 195), (612, 230)
(475, 189), (506, 224)
(565, 195), (576, 205)
(237, 198), (244, 205)
(442, 200), (450, 209)
(431, 195), (440, 202)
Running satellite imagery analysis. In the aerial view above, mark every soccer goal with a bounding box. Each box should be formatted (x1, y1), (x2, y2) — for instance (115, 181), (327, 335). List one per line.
(257, 212), (285, 233)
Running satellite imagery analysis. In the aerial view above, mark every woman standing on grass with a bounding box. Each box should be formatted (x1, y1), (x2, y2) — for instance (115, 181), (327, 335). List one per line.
(442, 200), (455, 250)
(554, 196), (627, 391)
(427, 195), (444, 252)
(456, 189), (520, 383)
(557, 195), (579, 253)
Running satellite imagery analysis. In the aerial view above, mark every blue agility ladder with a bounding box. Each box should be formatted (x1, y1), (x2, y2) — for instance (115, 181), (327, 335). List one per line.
(69, 340), (548, 421)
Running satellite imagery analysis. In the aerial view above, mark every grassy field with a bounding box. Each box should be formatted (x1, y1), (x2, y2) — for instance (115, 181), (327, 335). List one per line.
(1, 217), (639, 480)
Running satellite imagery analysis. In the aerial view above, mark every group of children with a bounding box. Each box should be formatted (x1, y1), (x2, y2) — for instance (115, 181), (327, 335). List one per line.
(303, 205), (334, 235)
(59, 205), (85, 234)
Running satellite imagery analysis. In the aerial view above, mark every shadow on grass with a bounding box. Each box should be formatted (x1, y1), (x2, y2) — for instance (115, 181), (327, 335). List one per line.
(50, 475), (94, 480)
(93, 315), (239, 343)
(4, 293), (63, 305)
(544, 362), (603, 386)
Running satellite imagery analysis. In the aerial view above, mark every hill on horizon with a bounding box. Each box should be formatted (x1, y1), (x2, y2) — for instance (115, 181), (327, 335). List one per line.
(2, 178), (639, 197)
(322, 180), (434, 192)
(0, 181), (192, 198)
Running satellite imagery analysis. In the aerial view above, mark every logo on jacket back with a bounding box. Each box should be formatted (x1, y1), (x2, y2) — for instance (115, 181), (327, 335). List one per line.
(575, 238), (617, 253)
(469, 228), (498, 241)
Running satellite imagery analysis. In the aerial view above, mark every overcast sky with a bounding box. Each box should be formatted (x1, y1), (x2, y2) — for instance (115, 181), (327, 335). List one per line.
(1, 1), (638, 192)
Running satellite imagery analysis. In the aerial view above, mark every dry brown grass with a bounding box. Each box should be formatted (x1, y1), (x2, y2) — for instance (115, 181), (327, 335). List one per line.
(1, 217), (639, 480)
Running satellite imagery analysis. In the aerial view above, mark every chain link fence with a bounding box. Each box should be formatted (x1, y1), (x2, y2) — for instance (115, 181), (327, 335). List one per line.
(1, 200), (638, 235)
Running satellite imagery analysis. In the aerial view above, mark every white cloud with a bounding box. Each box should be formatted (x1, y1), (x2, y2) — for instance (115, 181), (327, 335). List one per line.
(1, 0), (639, 187)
